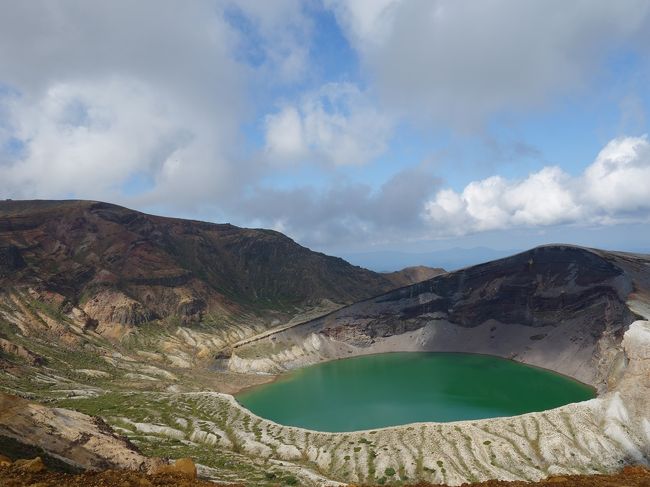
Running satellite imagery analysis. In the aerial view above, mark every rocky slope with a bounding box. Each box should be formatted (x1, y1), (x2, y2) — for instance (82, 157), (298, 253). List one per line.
(4, 454), (647, 487)
(2, 464), (649, 487)
(0, 199), (401, 370)
(230, 245), (650, 390)
(0, 465), (222, 487)
(0, 201), (649, 486)
(3, 320), (646, 486)
(0, 199), (393, 330)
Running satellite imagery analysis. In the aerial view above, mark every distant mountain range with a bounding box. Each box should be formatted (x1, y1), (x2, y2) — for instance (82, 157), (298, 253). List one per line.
(341, 247), (521, 272)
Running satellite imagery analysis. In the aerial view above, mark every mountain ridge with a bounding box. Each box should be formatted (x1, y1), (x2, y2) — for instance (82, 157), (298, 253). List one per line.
(0, 199), (397, 334)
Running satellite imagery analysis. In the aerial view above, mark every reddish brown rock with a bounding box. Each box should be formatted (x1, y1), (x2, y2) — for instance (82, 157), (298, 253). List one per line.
(0, 453), (12, 467)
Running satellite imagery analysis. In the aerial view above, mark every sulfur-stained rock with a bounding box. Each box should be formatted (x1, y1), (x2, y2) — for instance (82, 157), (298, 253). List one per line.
(172, 457), (197, 479)
(0, 393), (159, 473)
(151, 457), (197, 479)
(14, 456), (45, 473)
(0, 454), (12, 467)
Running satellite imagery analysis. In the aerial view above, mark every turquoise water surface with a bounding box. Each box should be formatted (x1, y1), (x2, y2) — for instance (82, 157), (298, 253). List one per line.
(236, 352), (595, 432)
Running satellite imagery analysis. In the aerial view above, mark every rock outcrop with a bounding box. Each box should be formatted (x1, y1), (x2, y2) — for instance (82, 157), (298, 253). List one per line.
(0, 393), (160, 472)
(617, 320), (650, 418)
(0, 338), (43, 366)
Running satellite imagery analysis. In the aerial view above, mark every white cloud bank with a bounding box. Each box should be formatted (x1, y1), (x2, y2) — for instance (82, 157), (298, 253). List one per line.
(425, 136), (650, 235)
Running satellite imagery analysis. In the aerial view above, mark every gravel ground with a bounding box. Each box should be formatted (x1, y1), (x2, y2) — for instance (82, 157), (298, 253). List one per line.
(0, 465), (240, 487)
(399, 466), (650, 487)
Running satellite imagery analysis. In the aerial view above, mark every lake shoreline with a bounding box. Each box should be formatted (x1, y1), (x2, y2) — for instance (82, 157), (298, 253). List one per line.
(234, 351), (596, 432)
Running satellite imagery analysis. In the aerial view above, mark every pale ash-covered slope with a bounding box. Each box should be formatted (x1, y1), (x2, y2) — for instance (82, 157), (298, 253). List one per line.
(38, 320), (650, 486)
(229, 245), (649, 389)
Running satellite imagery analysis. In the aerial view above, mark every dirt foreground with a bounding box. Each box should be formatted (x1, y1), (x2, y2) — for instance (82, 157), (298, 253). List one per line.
(0, 455), (240, 487)
(399, 465), (650, 486)
(1, 456), (649, 487)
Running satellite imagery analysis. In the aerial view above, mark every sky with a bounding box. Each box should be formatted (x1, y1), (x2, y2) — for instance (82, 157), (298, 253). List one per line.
(1, 1), (650, 267)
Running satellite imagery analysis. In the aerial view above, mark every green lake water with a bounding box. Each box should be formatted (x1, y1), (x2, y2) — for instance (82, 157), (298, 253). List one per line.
(236, 352), (595, 432)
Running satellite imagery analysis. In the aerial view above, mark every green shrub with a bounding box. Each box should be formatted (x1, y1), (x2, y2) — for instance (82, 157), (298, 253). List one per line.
(283, 475), (298, 485)
(384, 467), (396, 476)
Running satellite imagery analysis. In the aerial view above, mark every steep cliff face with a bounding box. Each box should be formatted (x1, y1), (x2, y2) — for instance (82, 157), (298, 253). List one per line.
(387, 245), (632, 327)
(618, 320), (650, 417)
(0, 200), (393, 335)
(230, 245), (650, 389)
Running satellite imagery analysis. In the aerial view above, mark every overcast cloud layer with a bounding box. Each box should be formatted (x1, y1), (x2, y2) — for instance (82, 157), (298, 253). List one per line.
(327, 0), (650, 126)
(1, 1), (649, 252)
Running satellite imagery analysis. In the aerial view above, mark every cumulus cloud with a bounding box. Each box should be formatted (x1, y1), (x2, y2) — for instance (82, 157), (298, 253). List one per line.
(326, 0), (650, 126)
(583, 136), (650, 215)
(0, 1), (244, 207)
(1, 78), (188, 199)
(263, 83), (392, 166)
(0, 1), (311, 211)
(244, 135), (650, 248)
(424, 136), (650, 235)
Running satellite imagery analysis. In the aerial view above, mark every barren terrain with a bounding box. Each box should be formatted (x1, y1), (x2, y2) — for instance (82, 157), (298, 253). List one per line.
(0, 201), (649, 485)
